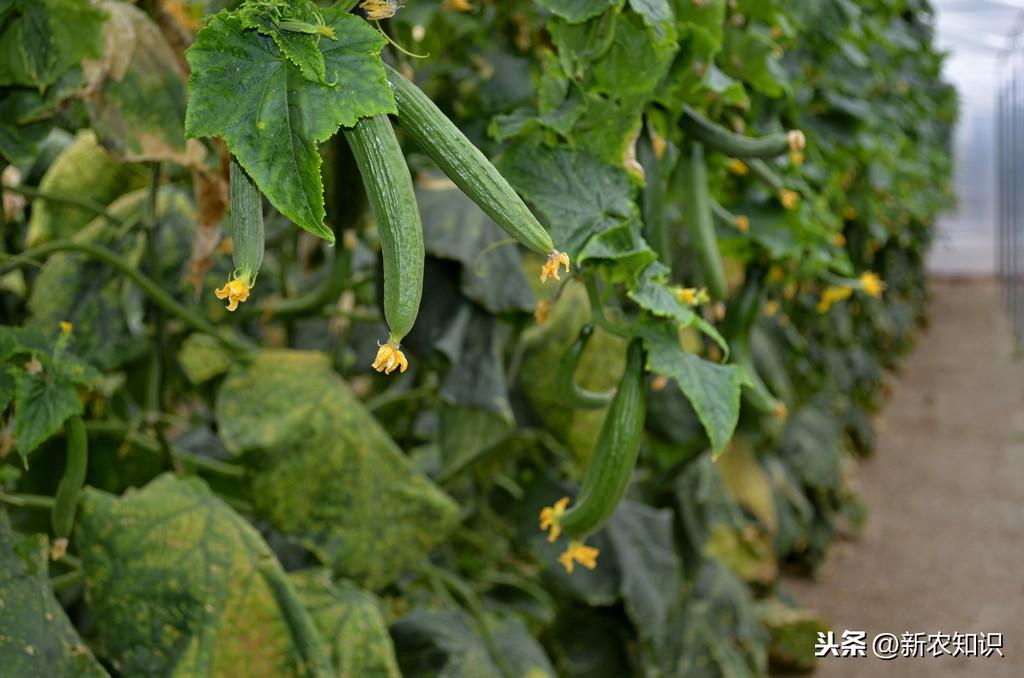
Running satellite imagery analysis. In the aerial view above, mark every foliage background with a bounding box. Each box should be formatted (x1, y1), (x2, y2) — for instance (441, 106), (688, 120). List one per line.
(0, 0), (954, 676)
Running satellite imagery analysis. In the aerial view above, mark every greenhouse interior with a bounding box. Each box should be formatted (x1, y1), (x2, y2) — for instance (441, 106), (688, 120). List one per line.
(0, 0), (1021, 676)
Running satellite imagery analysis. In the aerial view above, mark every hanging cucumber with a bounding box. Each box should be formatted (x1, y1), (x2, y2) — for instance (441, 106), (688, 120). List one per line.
(679, 143), (727, 300)
(555, 325), (616, 409)
(344, 114), (424, 374)
(540, 338), (646, 573)
(725, 267), (786, 419)
(384, 65), (570, 282)
(52, 416), (88, 550)
(681, 105), (803, 159)
(214, 157), (265, 312)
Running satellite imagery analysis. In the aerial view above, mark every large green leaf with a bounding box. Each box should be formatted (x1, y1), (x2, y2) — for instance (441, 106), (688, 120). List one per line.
(498, 144), (636, 258)
(12, 367), (81, 461)
(216, 350), (460, 589)
(0, 0), (107, 89)
(291, 570), (401, 678)
(185, 7), (395, 241)
(635, 316), (747, 455)
(77, 474), (328, 677)
(0, 514), (108, 677)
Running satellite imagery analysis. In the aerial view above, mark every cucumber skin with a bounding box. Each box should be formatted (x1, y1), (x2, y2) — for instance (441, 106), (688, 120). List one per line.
(560, 338), (647, 539)
(385, 65), (554, 256)
(681, 106), (790, 159)
(344, 115), (424, 342)
(681, 143), (728, 300)
(556, 324), (615, 409)
(52, 416), (88, 539)
(230, 156), (265, 280)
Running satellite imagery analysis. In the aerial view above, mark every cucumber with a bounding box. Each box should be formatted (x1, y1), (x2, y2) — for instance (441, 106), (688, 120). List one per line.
(550, 338), (646, 542)
(555, 325), (616, 409)
(230, 156), (264, 285)
(52, 416), (88, 540)
(384, 65), (557, 259)
(724, 267), (786, 418)
(681, 106), (794, 159)
(344, 114), (423, 373)
(679, 143), (727, 300)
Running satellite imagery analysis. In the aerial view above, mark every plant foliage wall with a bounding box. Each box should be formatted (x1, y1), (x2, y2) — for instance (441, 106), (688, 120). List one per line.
(0, 0), (955, 676)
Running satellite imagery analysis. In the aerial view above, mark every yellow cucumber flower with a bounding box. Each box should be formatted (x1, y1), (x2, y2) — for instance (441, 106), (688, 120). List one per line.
(59, 321), (73, 335)
(817, 285), (853, 313)
(372, 340), (408, 375)
(735, 215), (750, 233)
(539, 496), (569, 543)
(215, 277), (251, 312)
(860, 272), (886, 298)
(444, 0), (473, 11)
(728, 158), (749, 176)
(780, 190), (800, 209)
(558, 541), (599, 573)
(675, 287), (709, 306)
(788, 129), (806, 152)
(540, 251), (571, 283)
(534, 299), (552, 325)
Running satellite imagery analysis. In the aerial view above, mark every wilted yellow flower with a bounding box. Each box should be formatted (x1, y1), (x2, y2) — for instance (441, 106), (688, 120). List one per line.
(443, 0), (473, 11)
(25, 357), (42, 375)
(735, 215), (750, 233)
(763, 299), (780, 317)
(817, 285), (853, 313)
(540, 251), (571, 283)
(859, 272), (886, 298)
(539, 497), (569, 542)
(360, 0), (403, 20)
(781, 190), (800, 209)
(214, 277), (251, 312)
(51, 537), (68, 561)
(833, 232), (847, 247)
(728, 158), (749, 176)
(773, 401), (788, 419)
(372, 340), (408, 375)
(788, 129), (806, 152)
(558, 541), (599, 573)
(651, 375), (669, 391)
(534, 299), (553, 325)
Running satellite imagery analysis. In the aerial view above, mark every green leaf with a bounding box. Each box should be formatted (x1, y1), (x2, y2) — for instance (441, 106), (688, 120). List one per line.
(498, 144), (636, 258)
(635, 316), (746, 455)
(239, 0), (331, 85)
(0, 0), (107, 89)
(215, 350), (460, 589)
(0, 514), (108, 677)
(291, 570), (401, 678)
(535, 0), (618, 24)
(417, 179), (535, 314)
(82, 1), (205, 165)
(177, 333), (233, 384)
(13, 368), (81, 461)
(77, 474), (328, 677)
(185, 8), (396, 241)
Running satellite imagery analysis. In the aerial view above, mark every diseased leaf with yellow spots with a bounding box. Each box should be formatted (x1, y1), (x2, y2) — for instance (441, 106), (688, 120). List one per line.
(76, 474), (331, 677)
(215, 350), (460, 589)
(0, 514), (109, 677)
(291, 570), (401, 678)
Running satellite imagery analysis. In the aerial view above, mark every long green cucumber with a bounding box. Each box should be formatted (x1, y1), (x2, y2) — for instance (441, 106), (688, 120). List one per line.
(638, 133), (669, 264)
(52, 416), (88, 540)
(724, 267), (785, 417)
(344, 114), (424, 345)
(679, 143), (727, 300)
(385, 64), (556, 257)
(555, 325), (615, 409)
(681, 106), (796, 159)
(558, 338), (646, 539)
(230, 156), (264, 284)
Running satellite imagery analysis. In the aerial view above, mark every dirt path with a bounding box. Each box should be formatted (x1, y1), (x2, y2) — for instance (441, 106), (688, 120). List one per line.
(781, 278), (1024, 677)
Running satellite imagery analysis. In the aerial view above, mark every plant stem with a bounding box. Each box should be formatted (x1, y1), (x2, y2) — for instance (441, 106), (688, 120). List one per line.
(142, 163), (173, 469)
(584, 273), (631, 339)
(50, 569), (84, 594)
(0, 492), (55, 509)
(0, 240), (251, 354)
(85, 420), (246, 479)
(0, 183), (123, 225)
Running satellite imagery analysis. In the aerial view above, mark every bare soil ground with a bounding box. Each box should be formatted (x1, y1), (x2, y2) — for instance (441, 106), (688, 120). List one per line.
(781, 278), (1024, 677)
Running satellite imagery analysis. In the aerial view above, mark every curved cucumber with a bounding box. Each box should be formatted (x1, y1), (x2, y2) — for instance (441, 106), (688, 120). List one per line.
(559, 338), (647, 539)
(385, 64), (555, 256)
(679, 143), (727, 300)
(344, 114), (424, 343)
(681, 106), (791, 159)
(52, 416), (88, 539)
(555, 325), (616, 409)
(230, 156), (264, 284)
